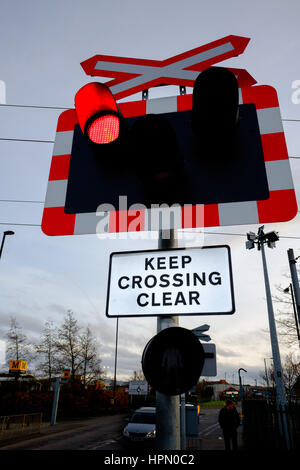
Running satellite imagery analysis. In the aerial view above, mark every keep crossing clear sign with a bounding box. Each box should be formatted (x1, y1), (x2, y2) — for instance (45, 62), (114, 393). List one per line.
(106, 245), (235, 318)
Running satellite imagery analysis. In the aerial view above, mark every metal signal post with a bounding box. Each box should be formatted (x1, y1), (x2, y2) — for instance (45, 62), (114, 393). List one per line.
(246, 226), (290, 449)
(155, 228), (180, 450)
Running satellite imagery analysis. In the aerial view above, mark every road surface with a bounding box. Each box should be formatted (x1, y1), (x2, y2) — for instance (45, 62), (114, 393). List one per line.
(0, 407), (242, 451)
(0, 413), (128, 451)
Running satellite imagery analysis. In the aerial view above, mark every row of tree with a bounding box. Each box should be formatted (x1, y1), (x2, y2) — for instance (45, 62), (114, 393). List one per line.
(5, 311), (102, 387)
(3, 276), (300, 396)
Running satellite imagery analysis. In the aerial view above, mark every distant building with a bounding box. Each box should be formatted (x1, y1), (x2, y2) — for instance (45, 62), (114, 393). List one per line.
(205, 380), (239, 400)
(100, 378), (129, 389)
(206, 380), (275, 401)
(0, 372), (40, 392)
(219, 386), (240, 400)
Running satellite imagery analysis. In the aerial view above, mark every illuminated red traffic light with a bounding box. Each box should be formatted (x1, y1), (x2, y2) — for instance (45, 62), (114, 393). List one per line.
(74, 82), (120, 144)
(87, 114), (119, 144)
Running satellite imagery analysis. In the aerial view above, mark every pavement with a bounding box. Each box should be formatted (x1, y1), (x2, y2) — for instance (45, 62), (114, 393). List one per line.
(196, 423), (244, 451)
(188, 405), (244, 451)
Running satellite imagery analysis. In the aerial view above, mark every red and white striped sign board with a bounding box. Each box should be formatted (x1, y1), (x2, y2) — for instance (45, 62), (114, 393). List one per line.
(41, 85), (297, 236)
(81, 35), (256, 100)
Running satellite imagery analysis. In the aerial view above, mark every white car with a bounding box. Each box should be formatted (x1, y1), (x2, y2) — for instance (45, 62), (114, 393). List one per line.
(123, 407), (156, 445)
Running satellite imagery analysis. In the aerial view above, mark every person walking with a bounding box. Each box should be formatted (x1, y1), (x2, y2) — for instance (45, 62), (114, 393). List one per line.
(218, 399), (240, 451)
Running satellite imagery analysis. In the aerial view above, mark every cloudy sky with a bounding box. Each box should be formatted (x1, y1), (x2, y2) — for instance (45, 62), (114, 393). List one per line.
(1, 0), (300, 385)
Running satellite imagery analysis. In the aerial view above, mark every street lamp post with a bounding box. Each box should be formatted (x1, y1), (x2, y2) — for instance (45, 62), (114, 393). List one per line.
(238, 368), (247, 401)
(238, 368), (247, 421)
(0, 231), (14, 259)
(246, 226), (290, 450)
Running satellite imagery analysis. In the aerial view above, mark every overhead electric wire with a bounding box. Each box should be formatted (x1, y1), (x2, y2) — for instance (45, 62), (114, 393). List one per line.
(0, 137), (55, 143)
(0, 100), (300, 143)
(0, 222), (41, 227)
(0, 199), (44, 203)
(0, 102), (300, 122)
(0, 103), (69, 110)
(0, 222), (300, 241)
(183, 230), (300, 240)
(0, 103), (300, 233)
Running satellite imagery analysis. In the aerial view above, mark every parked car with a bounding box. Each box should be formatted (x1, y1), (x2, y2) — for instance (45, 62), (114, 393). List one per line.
(122, 407), (156, 445)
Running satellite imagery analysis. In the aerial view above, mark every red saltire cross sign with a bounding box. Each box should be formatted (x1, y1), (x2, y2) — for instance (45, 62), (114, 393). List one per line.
(81, 35), (256, 100)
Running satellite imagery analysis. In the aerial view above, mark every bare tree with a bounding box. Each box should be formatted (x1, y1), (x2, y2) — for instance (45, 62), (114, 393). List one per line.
(273, 282), (300, 347)
(35, 320), (59, 386)
(5, 317), (32, 364)
(259, 364), (275, 389)
(55, 310), (82, 381)
(283, 353), (300, 400)
(259, 354), (300, 400)
(5, 312), (103, 385)
(131, 370), (145, 381)
(55, 311), (102, 384)
(79, 326), (102, 385)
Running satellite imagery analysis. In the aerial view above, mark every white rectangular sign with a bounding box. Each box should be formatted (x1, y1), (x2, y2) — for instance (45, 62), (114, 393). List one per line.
(129, 380), (148, 395)
(106, 245), (235, 317)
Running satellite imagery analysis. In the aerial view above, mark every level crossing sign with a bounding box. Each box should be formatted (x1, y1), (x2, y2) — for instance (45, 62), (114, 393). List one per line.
(41, 36), (297, 236)
(80, 35), (255, 100)
(42, 84), (297, 235)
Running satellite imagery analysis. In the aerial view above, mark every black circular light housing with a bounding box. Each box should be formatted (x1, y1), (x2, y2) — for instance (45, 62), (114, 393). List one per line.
(142, 326), (205, 396)
(191, 67), (239, 164)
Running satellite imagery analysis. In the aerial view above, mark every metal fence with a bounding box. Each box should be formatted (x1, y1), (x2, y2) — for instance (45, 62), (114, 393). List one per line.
(0, 413), (42, 442)
(242, 400), (300, 450)
(284, 402), (300, 449)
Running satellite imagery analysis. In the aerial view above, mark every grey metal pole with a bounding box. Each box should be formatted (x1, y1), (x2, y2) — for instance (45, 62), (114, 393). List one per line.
(260, 241), (290, 449)
(287, 249), (300, 332)
(180, 393), (186, 450)
(238, 368), (246, 422)
(156, 228), (180, 450)
(113, 317), (119, 406)
(238, 372), (242, 398)
(238, 368), (246, 401)
(51, 377), (61, 426)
